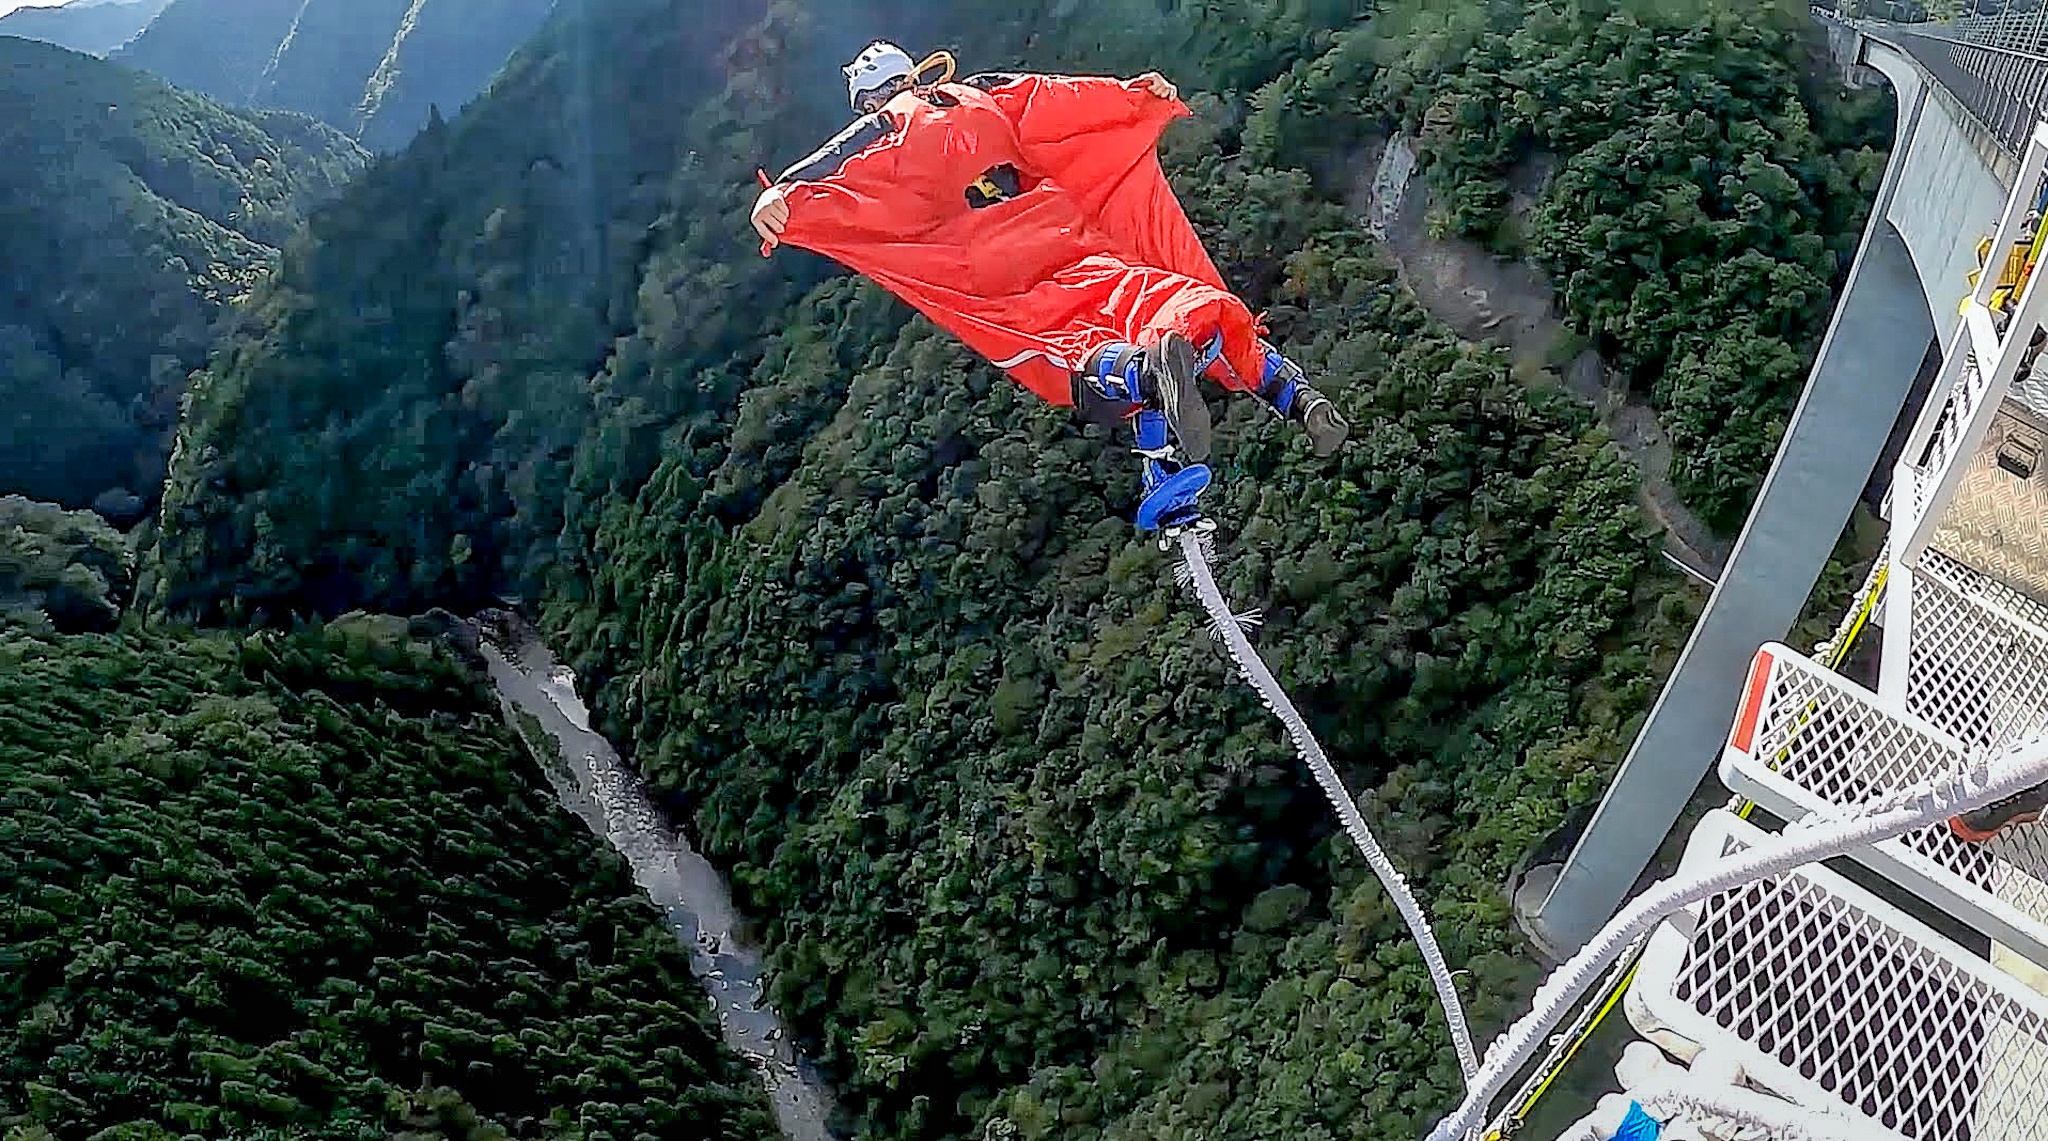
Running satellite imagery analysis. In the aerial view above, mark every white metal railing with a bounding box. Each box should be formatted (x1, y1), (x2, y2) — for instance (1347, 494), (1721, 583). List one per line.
(1899, 122), (2048, 567)
(1955, 5), (2048, 56)
(1898, 347), (1987, 532)
(1598, 92), (2048, 1141)
(1922, 546), (2048, 633)
(1721, 643), (2048, 966)
(1869, 10), (2048, 155)
(1435, 726), (2048, 1141)
(1900, 555), (2048, 751)
(1827, 4), (2048, 157)
(1632, 810), (2048, 1141)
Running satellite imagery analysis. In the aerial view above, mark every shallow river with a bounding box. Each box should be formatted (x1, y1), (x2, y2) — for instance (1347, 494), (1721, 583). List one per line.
(472, 613), (839, 1140)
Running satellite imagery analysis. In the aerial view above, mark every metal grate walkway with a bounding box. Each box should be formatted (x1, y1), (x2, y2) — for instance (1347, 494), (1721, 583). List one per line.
(1603, 109), (2048, 1141)
(1633, 812), (2048, 1141)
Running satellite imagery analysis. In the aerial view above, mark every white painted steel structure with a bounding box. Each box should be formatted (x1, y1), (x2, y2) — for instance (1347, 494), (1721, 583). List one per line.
(1582, 121), (2048, 1140)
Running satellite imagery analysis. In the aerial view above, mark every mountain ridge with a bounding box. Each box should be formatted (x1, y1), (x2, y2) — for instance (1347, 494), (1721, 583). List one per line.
(0, 0), (170, 55)
(114, 0), (557, 149)
(0, 35), (367, 516)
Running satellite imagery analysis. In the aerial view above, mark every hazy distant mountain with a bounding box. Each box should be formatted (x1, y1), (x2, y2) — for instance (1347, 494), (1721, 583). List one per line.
(0, 0), (171, 56)
(114, 0), (556, 150)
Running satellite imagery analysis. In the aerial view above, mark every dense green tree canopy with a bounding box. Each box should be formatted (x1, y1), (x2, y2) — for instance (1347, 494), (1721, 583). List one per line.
(0, 617), (776, 1139)
(1321, 0), (1892, 525)
(0, 497), (132, 632)
(0, 36), (366, 516)
(541, 159), (1699, 1138)
(144, 0), (1886, 619)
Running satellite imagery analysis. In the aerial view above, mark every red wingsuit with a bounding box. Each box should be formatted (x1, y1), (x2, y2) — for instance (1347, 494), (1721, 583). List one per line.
(774, 75), (1267, 406)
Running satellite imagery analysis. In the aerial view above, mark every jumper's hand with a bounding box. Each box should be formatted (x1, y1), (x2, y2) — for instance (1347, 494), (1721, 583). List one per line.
(1131, 71), (1177, 102)
(751, 185), (790, 253)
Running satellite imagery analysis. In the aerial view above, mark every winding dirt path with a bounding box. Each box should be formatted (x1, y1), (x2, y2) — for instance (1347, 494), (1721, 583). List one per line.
(1352, 138), (1730, 580)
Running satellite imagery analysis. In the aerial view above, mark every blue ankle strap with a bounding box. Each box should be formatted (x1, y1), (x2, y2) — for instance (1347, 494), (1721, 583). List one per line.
(1094, 343), (1143, 401)
(1260, 349), (1299, 414)
(1133, 408), (1169, 451)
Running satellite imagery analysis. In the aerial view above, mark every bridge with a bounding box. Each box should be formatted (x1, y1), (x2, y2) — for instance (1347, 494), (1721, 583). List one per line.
(1447, 13), (2048, 1137)
(1524, 10), (2046, 952)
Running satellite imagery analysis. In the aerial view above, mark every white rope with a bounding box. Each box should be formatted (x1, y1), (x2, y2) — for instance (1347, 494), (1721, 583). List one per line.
(1425, 735), (2048, 1141)
(1174, 531), (1480, 1081)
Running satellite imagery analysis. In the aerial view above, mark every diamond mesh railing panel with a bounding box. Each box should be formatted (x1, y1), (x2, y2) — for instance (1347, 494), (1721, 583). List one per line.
(1922, 547), (2048, 639)
(1636, 813), (2048, 1141)
(1905, 564), (2048, 753)
(1903, 356), (1993, 535)
(1726, 646), (2048, 958)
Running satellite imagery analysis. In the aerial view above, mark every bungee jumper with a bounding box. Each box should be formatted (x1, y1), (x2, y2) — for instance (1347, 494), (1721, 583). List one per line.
(747, 39), (1499, 1103)
(750, 41), (1349, 532)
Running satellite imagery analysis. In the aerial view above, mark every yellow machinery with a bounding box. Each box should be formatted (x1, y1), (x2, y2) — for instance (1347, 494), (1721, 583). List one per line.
(1968, 209), (2048, 315)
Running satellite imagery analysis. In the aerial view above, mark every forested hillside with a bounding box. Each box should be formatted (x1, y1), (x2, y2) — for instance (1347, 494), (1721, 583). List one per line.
(114, 0), (556, 150)
(0, 615), (776, 1139)
(0, 36), (365, 517)
(144, 0), (1425, 622)
(144, 0), (1885, 626)
(566, 212), (1697, 1140)
(0, 497), (131, 632)
(138, 0), (1880, 1137)
(1247, 0), (1891, 526)
(0, 0), (171, 55)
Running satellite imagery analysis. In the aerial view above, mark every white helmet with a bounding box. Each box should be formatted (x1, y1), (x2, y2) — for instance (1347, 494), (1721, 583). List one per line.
(844, 41), (915, 110)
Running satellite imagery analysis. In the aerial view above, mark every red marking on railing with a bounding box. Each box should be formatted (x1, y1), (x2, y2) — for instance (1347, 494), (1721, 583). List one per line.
(1729, 648), (1776, 755)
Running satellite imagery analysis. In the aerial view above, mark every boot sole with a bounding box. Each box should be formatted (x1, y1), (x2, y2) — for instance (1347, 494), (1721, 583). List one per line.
(1152, 334), (1212, 462)
(1304, 398), (1348, 457)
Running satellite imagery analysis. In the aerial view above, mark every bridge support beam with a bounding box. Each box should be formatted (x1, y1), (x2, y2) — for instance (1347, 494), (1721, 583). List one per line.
(1523, 112), (1942, 953)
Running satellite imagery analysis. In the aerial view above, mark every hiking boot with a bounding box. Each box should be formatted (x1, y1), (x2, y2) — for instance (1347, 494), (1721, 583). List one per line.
(1259, 347), (1348, 457)
(1950, 782), (2048, 842)
(1294, 384), (1349, 457)
(1145, 333), (1212, 463)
